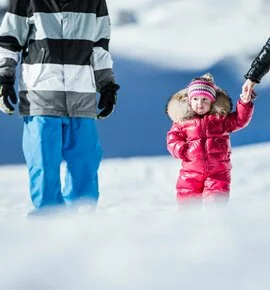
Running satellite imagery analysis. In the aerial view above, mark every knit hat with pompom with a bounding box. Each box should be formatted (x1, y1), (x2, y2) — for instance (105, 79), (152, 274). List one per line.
(188, 73), (216, 103)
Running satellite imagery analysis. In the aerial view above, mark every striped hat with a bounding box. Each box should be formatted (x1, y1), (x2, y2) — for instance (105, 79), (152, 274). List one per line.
(188, 73), (216, 103)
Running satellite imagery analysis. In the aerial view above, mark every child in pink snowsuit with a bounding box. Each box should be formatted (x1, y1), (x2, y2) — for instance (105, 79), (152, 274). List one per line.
(166, 73), (255, 206)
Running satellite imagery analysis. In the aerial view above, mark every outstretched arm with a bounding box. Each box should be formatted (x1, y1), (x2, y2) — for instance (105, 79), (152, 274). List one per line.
(224, 98), (254, 133)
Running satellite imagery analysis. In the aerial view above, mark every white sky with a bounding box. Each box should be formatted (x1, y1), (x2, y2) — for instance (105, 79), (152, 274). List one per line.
(108, 0), (270, 76)
(0, 0), (7, 8)
(1, 142), (270, 289)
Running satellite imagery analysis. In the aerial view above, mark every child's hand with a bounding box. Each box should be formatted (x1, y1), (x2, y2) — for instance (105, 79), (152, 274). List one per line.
(240, 90), (256, 103)
(251, 90), (257, 101)
(179, 143), (190, 162)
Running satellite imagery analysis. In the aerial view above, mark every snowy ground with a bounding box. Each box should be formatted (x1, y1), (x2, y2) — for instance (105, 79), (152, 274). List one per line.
(1, 142), (270, 290)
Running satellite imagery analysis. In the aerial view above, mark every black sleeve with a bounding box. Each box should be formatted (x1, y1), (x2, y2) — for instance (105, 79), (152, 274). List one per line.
(245, 38), (270, 83)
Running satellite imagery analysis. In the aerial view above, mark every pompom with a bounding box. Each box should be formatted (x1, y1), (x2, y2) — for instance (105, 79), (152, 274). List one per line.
(201, 72), (215, 83)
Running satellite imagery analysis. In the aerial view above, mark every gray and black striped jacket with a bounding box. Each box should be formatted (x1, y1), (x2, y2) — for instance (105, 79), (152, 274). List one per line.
(0, 0), (115, 117)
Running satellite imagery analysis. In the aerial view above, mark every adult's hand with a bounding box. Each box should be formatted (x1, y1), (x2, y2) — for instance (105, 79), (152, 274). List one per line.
(242, 79), (256, 98)
(0, 84), (17, 115)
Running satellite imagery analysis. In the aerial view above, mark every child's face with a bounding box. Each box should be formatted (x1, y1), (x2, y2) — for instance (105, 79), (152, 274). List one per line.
(190, 96), (212, 115)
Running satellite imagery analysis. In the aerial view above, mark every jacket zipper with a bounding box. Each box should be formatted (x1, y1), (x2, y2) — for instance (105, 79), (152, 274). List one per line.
(89, 64), (96, 89)
(60, 18), (65, 90)
(200, 118), (208, 173)
(39, 48), (45, 63)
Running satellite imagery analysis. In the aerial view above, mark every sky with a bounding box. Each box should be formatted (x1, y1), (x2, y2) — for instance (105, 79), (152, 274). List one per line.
(0, 0), (7, 8)
(108, 0), (270, 82)
(1, 142), (270, 290)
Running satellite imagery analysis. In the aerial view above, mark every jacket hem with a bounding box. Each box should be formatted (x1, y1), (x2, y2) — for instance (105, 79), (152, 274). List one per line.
(19, 109), (97, 118)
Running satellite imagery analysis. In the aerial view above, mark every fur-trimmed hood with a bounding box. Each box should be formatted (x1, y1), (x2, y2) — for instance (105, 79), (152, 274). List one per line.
(166, 87), (233, 123)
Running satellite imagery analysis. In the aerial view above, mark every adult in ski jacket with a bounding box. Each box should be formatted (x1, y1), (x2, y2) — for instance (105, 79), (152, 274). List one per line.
(166, 73), (254, 205)
(242, 37), (270, 98)
(0, 0), (120, 214)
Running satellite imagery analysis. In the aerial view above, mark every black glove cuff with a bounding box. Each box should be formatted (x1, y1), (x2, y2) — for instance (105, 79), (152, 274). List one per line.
(100, 81), (120, 94)
(0, 76), (15, 85)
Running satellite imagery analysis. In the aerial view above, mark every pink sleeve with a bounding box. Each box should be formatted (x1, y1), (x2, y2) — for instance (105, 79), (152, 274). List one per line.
(224, 100), (254, 133)
(166, 123), (187, 159)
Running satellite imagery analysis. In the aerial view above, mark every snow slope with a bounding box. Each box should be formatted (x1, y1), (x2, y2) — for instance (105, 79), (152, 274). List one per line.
(1, 142), (270, 290)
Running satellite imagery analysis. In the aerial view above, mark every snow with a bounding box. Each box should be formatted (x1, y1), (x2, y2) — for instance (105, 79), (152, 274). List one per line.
(1, 142), (270, 289)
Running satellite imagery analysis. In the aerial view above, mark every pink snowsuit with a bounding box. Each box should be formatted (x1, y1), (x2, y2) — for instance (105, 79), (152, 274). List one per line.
(166, 89), (254, 204)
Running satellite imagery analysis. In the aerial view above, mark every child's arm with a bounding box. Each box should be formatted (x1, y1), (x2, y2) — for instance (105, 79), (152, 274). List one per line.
(224, 98), (254, 132)
(166, 123), (188, 160)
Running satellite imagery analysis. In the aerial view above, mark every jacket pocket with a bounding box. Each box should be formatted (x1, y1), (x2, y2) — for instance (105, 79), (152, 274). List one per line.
(29, 48), (46, 87)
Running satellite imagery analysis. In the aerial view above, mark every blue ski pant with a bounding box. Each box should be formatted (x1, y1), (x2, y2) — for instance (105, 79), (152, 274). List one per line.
(22, 116), (103, 209)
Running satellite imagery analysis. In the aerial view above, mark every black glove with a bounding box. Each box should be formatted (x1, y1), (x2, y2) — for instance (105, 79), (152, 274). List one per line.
(0, 84), (17, 115)
(97, 82), (120, 119)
